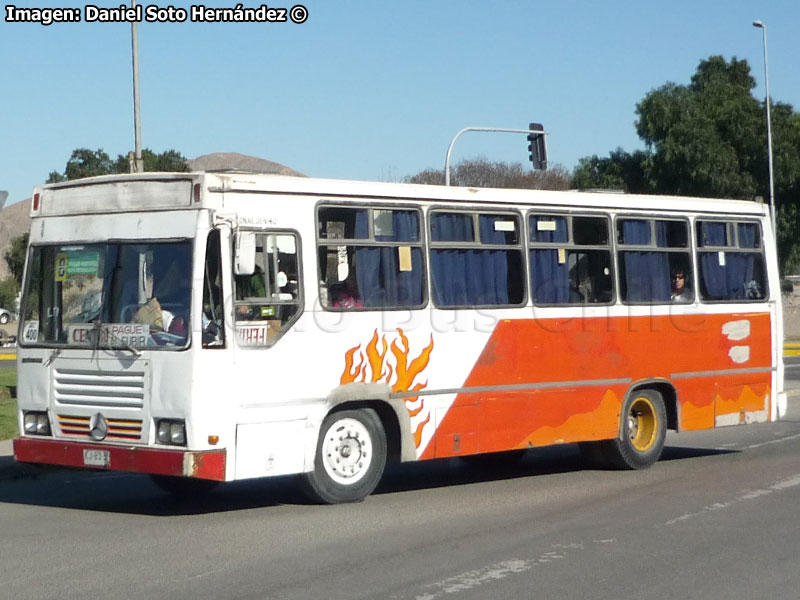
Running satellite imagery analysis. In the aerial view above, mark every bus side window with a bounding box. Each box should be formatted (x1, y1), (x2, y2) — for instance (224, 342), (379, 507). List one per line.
(696, 220), (767, 302)
(529, 213), (613, 305)
(617, 218), (692, 304)
(430, 211), (525, 307)
(234, 232), (302, 346)
(317, 206), (425, 310)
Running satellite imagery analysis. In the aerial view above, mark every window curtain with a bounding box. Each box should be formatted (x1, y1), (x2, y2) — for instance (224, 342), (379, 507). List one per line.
(698, 222), (754, 300)
(621, 220), (670, 302)
(354, 211), (423, 307)
(431, 214), (510, 306)
(530, 217), (569, 303)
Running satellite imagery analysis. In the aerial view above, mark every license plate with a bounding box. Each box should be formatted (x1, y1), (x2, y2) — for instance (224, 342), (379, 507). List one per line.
(83, 449), (111, 468)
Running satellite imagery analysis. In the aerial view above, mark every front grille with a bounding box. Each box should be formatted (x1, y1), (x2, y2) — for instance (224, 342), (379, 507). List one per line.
(53, 368), (146, 408)
(57, 414), (144, 441)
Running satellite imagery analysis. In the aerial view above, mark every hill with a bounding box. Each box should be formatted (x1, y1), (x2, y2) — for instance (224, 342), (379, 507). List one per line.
(188, 152), (306, 176)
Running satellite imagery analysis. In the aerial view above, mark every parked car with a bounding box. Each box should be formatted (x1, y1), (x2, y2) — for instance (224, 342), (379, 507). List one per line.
(0, 308), (12, 324)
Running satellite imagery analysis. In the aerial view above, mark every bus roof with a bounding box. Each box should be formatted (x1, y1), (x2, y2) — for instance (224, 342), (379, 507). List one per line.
(35, 171), (768, 218)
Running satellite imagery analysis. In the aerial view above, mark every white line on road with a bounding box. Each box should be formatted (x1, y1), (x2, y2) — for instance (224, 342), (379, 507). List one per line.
(745, 432), (800, 449)
(400, 542), (612, 600)
(665, 473), (800, 526)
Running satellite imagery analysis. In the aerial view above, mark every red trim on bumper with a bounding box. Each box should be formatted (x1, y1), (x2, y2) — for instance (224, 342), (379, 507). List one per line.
(13, 437), (226, 481)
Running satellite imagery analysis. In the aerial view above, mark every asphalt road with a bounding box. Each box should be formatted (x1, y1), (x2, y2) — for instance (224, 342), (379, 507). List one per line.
(2, 395), (800, 600)
(786, 354), (800, 384)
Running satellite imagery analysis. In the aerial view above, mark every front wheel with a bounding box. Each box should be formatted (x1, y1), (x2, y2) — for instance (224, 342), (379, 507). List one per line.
(601, 389), (667, 470)
(0, 314), (9, 324)
(299, 408), (387, 504)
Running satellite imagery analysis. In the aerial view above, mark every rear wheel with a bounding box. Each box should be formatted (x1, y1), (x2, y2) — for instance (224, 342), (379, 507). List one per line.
(300, 408), (387, 504)
(0, 313), (9, 324)
(602, 389), (667, 470)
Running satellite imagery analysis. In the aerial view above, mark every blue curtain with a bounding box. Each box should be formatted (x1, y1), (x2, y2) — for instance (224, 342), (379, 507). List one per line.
(353, 210), (423, 307)
(621, 220), (670, 302)
(738, 224), (757, 248)
(530, 250), (569, 303)
(698, 222), (756, 300)
(430, 214), (511, 306)
(529, 216), (570, 304)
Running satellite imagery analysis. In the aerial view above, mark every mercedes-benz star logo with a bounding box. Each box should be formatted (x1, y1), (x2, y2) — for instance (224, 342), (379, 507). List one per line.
(89, 413), (108, 441)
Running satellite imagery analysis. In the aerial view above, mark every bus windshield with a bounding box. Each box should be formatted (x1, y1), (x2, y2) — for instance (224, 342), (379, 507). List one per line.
(21, 241), (192, 349)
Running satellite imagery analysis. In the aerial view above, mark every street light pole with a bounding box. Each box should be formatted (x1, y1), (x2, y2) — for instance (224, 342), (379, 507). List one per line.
(753, 20), (776, 240)
(444, 126), (548, 186)
(131, 0), (144, 173)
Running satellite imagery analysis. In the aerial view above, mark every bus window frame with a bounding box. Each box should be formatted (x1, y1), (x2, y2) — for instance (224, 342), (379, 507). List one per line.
(427, 205), (528, 310)
(315, 200), (428, 312)
(232, 227), (304, 349)
(526, 208), (616, 307)
(19, 237), (196, 351)
(694, 217), (769, 304)
(614, 215), (694, 306)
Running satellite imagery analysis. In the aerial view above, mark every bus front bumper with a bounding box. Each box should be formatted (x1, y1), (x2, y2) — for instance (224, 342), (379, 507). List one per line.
(13, 437), (227, 481)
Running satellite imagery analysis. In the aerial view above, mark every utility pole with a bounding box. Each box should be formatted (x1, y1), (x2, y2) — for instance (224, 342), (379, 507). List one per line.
(753, 20), (776, 240)
(131, 0), (144, 173)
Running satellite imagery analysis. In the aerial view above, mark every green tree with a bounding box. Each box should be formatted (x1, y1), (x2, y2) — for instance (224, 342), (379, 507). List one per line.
(4, 233), (29, 287)
(65, 148), (115, 180)
(573, 56), (800, 272)
(0, 277), (18, 313)
(635, 57), (764, 198)
(112, 149), (189, 174)
(571, 148), (649, 193)
(49, 147), (190, 181)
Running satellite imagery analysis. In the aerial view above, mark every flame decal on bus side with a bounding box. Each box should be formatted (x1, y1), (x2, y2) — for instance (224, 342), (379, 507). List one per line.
(341, 329), (434, 448)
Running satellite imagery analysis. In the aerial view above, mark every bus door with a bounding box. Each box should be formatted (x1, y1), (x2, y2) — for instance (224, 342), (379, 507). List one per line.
(232, 230), (302, 349)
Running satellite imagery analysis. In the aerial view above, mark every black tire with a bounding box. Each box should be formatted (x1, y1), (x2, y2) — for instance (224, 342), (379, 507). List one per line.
(299, 408), (387, 504)
(149, 474), (219, 499)
(601, 389), (667, 470)
(0, 314), (9, 324)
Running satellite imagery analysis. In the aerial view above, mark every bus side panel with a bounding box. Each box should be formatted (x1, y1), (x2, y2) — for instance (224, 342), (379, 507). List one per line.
(421, 312), (772, 460)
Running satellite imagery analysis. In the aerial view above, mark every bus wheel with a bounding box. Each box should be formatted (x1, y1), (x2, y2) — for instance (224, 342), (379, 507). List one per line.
(149, 475), (219, 499)
(602, 389), (667, 470)
(300, 408), (387, 504)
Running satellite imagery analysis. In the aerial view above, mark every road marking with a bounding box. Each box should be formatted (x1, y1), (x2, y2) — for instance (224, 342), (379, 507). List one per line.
(745, 432), (800, 449)
(665, 473), (800, 526)
(400, 541), (611, 600)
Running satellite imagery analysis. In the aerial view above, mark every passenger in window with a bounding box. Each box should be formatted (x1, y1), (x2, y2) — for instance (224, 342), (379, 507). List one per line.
(671, 269), (692, 303)
(330, 281), (363, 308)
(236, 265), (266, 300)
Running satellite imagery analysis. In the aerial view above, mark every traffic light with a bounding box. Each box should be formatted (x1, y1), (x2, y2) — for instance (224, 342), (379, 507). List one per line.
(527, 123), (547, 170)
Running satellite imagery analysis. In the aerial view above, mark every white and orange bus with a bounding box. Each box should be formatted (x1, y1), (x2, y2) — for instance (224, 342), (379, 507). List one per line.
(13, 172), (786, 503)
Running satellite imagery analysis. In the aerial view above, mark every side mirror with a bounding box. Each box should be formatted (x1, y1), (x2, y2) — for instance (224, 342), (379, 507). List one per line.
(234, 231), (256, 276)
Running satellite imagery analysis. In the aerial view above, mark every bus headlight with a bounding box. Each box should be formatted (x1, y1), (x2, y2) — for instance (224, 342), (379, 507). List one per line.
(23, 411), (52, 436)
(156, 419), (186, 446)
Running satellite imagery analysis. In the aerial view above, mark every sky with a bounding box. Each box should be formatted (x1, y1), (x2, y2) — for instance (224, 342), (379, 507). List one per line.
(1, 0), (798, 206)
